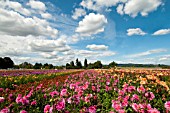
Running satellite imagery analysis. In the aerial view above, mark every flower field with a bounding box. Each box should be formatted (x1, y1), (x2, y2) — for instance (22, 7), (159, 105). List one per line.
(0, 69), (81, 90)
(0, 69), (170, 113)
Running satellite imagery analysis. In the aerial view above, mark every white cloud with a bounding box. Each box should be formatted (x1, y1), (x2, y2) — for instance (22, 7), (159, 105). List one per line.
(117, 4), (124, 15)
(74, 50), (116, 58)
(80, 0), (127, 11)
(152, 29), (170, 35)
(75, 13), (107, 36)
(80, 0), (162, 17)
(27, 0), (46, 11)
(80, 0), (100, 11)
(0, 35), (30, 57)
(0, 8), (58, 37)
(123, 0), (162, 17)
(126, 49), (167, 58)
(94, 0), (127, 7)
(159, 55), (170, 61)
(41, 13), (52, 19)
(66, 34), (80, 44)
(0, 34), (73, 65)
(127, 28), (146, 36)
(0, 0), (31, 16)
(86, 44), (108, 51)
(72, 8), (86, 20)
(28, 37), (70, 53)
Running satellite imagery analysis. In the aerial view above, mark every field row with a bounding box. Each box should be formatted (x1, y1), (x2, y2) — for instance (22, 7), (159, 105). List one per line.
(0, 70), (82, 89)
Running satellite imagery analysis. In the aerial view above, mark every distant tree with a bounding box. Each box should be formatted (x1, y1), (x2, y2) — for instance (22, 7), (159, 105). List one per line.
(75, 58), (82, 69)
(93, 61), (102, 69)
(33, 63), (42, 69)
(14, 65), (19, 69)
(103, 65), (109, 69)
(84, 59), (88, 69)
(48, 64), (54, 69)
(0, 57), (5, 69)
(55, 66), (64, 69)
(87, 61), (102, 69)
(70, 61), (75, 69)
(19, 62), (33, 69)
(66, 63), (71, 69)
(4, 57), (14, 69)
(43, 63), (49, 69)
(87, 63), (93, 69)
(76, 58), (79, 68)
(77, 61), (82, 69)
(109, 61), (117, 68)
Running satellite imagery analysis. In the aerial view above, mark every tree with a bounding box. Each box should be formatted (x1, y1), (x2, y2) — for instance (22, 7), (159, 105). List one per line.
(19, 62), (33, 69)
(77, 61), (82, 69)
(66, 63), (71, 69)
(84, 59), (88, 69)
(48, 64), (54, 69)
(43, 63), (49, 69)
(33, 63), (42, 69)
(4, 57), (14, 69)
(0, 57), (5, 69)
(70, 61), (75, 69)
(93, 61), (102, 69)
(109, 61), (117, 68)
(87, 61), (102, 69)
(76, 58), (79, 68)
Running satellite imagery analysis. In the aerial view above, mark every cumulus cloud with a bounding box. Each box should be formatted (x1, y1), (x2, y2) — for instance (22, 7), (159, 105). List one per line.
(41, 13), (52, 19)
(27, 0), (46, 11)
(94, 0), (127, 7)
(127, 28), (146, 36)
(0, 35), (30, 57)
(80, 0), (100, 11)
(75, 13), (107, 36)
(0, 0), (31, 16)
(159, 55), (170, 61)
(80, 0), (162, 17)
(86, 44), (108, 51)
(117, 4), (124, 15)
(152, 29), (170, 35)
(123, 0), (162, 17)
(0, 8), (58, 37)
(0, 34), (74, 65)
(124, 0), (162, 17)
(80, 0), (126, 11)
(72, 8), (86, 20)
(126, 49), (167, 58)
(28, 38), (70, 52)
(74, 50), (116, 58)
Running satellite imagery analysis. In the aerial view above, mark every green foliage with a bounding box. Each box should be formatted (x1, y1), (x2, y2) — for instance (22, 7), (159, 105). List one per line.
(88, 61), (103, 69)
(19, 62), (33, 69)
(66, 63), (71, 69)
(75, 58), (82, 69)
(84, 59), (88, 69)
(0, 57), (14, 69)
(33, 63), (43, 69)
(108, 61), (117, 68)
(42, 63), (54, 69)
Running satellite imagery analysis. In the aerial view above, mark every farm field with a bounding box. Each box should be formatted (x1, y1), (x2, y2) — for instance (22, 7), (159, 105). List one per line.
(0, 68), (170, 113)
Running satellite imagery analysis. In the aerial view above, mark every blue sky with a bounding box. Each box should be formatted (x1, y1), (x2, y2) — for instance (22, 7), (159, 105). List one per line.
(0, 0), (170, 65)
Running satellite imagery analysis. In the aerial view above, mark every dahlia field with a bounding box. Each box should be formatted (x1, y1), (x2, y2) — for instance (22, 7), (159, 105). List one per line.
(0, 69), (170, 113)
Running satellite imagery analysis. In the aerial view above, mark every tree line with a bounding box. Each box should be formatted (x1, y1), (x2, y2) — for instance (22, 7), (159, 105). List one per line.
(65, 58), (117, 69)
(0, 57), (118, 69)
(2, 56), (169, 69)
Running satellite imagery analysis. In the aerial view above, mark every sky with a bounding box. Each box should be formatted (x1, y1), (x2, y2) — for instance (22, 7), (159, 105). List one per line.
(0, 0), (170, 65)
